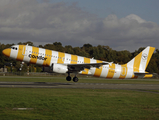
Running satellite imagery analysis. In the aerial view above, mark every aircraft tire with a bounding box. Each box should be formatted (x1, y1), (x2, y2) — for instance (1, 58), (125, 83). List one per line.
(73, 77), (78, 82)
(66, 76), (71, 81)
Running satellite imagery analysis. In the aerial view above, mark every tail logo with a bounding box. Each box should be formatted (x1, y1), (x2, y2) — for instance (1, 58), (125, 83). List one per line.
(142, 53), (148, 60)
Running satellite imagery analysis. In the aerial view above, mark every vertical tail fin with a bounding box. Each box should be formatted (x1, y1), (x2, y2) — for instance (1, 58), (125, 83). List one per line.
(127, 46), (155, 72)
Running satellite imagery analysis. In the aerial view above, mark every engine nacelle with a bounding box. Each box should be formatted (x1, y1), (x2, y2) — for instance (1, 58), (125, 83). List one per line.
(52, 63), (68, 74)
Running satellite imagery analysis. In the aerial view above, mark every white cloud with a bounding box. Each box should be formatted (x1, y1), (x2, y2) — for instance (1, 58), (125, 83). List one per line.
(124, 14), (146, 23)
(0, 0), (159, 51)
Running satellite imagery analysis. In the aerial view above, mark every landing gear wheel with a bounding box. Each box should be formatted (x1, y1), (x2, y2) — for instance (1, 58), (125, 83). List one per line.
(66, 76), (71, 81)
(73, 77), (78, 82)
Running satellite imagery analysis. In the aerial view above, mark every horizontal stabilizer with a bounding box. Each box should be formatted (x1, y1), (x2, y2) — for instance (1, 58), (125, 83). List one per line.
(134, 72), (149, 76)
(134, 72), (153, 78)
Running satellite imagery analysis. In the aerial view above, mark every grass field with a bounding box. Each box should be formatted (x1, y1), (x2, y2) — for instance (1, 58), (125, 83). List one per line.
(0, 76), (159, 120)
(0, 76), (159, 84)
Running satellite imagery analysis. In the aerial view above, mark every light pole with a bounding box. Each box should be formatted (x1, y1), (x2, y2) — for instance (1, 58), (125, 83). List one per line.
(10, 63), (12, 73)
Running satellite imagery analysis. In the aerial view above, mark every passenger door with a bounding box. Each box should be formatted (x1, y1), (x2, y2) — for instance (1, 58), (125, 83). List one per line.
(22, 44), (28, 56)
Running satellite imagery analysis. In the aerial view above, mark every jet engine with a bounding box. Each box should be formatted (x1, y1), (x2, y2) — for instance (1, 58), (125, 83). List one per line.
(52, 63), (68, 74)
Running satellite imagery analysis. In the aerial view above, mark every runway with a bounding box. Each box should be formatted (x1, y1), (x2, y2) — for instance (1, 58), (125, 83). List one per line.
(0, 82), (159, 91)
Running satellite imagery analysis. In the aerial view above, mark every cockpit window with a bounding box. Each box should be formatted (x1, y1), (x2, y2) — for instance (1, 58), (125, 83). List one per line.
(11, 47), (18, 50)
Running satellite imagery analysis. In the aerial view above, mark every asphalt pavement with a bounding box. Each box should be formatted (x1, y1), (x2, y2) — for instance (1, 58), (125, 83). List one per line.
(0, 82), (159, 91)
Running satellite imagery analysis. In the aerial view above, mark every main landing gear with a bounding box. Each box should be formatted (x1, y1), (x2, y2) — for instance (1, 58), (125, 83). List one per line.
(66, 75), (71, 81)
(73, 76), (78, 82)
(66, 73), (79, 82)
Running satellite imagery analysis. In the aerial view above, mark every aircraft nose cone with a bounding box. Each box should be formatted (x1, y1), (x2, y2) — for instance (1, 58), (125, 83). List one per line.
(2, 48), (11, 57)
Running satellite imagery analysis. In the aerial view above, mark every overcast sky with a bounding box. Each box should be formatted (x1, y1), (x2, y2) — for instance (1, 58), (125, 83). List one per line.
(0, 0), (159, 52)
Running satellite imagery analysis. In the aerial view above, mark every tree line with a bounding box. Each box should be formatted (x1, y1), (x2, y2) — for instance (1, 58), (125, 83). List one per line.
(0, 41), (159, 74)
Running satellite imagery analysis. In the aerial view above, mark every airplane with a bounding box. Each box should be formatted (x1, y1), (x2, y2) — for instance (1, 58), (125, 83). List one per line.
(2, 44), (155, 82)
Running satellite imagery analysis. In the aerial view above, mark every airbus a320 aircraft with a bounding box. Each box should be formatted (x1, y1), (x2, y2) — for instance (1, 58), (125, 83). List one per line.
(2, 44), (155, 82)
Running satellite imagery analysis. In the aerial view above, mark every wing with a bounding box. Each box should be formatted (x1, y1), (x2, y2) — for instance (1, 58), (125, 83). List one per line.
(67, 62), (109, 73)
